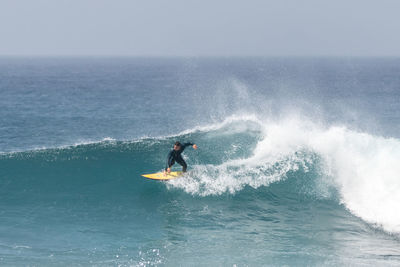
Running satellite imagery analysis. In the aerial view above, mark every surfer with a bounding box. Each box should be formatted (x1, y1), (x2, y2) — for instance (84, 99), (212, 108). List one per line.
(165, 141), (198, 173)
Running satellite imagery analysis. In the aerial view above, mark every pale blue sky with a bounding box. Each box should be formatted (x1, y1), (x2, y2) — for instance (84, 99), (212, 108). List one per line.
(1, 0), (399, 56)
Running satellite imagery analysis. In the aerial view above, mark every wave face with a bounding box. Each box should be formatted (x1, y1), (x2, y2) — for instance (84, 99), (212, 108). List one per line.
(1, 116), (400, 265)
(0, 117), (264, 210)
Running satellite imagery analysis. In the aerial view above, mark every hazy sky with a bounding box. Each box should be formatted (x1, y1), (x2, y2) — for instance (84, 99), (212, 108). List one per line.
(1, 0), (400, 56)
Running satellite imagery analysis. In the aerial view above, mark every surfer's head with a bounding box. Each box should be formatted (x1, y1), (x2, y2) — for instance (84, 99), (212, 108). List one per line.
(174, 141), (181, 150)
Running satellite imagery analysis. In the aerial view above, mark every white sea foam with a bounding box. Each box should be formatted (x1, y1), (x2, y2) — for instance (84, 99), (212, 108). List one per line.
(168, 115), (400, 233)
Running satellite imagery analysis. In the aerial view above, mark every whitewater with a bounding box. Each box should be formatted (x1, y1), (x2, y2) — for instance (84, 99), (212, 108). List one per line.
(1, 57), (400, 266)
(168, 115), (400, 234)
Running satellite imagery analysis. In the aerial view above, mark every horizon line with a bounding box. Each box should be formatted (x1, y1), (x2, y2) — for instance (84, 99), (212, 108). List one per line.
(1, 54), (400, 59)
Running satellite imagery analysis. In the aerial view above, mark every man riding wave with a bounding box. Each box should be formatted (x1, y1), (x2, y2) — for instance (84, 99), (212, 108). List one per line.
(165, 141), (198, 173)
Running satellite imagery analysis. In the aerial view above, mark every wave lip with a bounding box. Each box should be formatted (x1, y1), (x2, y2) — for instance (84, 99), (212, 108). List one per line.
(314, 127), (400, 234)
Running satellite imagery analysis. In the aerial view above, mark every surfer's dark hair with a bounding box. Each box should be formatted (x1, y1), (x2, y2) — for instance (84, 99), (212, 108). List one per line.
(175, 141), (181, 147)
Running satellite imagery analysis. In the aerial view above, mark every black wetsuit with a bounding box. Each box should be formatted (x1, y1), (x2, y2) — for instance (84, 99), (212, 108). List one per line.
(165, 142), (194, 172)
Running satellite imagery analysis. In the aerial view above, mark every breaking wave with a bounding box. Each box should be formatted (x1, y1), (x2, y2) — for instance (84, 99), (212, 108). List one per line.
(1, 115), (399, 234)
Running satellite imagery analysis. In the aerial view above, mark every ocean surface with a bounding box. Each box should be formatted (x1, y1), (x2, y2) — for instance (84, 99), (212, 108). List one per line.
(1, 57), (400, 266)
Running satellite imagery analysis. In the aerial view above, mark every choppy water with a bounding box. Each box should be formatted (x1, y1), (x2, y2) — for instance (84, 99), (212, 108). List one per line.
(1, 57), (400, 266)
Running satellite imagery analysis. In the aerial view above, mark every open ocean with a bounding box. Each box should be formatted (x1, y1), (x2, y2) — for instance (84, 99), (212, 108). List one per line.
(1, 57), (400, 266)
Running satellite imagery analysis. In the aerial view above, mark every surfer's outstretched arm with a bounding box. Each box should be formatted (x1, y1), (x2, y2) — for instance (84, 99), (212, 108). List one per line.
(182, 143), (198, 150)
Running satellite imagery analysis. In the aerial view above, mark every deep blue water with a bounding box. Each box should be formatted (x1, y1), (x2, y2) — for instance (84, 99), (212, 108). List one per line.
(1, 57), (400, 266)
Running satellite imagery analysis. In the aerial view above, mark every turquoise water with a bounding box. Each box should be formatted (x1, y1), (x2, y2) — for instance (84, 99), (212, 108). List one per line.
(1, 58), (400, 266)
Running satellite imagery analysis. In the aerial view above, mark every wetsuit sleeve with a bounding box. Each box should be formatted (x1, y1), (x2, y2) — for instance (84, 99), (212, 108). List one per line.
(166, 151), (174, 168)
(181, 142), (194, 151)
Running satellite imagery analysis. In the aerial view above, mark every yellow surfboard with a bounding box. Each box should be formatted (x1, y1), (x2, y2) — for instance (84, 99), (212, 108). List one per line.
(142, 171), (184, 180)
